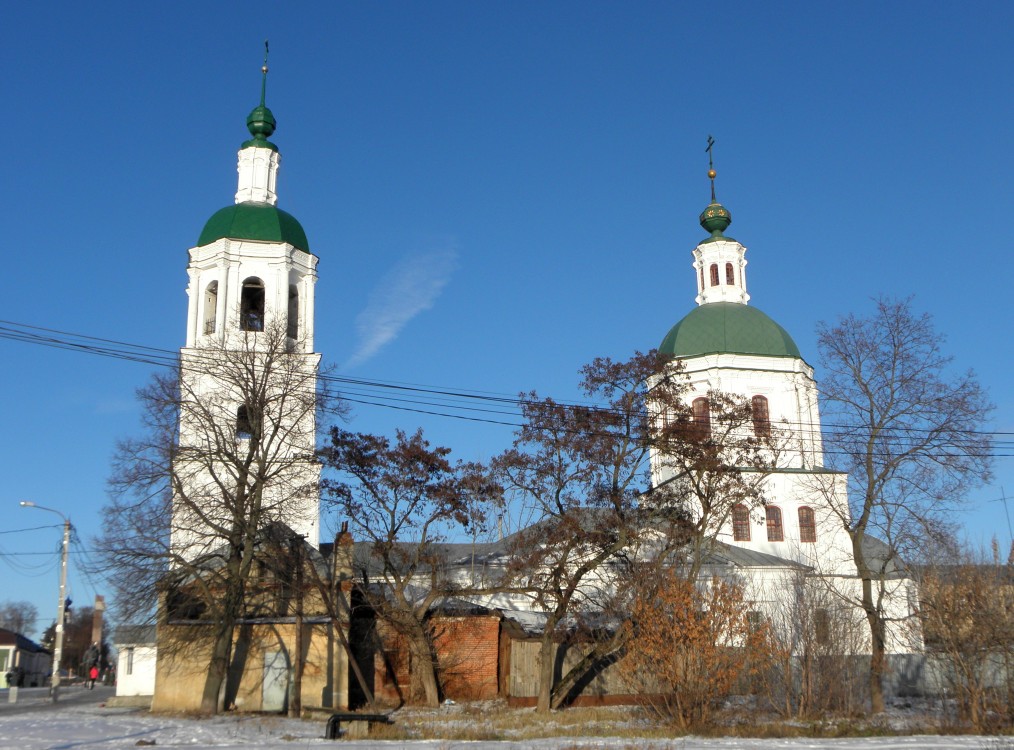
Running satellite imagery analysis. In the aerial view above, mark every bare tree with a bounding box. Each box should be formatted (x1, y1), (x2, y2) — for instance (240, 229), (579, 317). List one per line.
(494, 352), (774, 712)
(620, 571), (761, 729)
(0, 600), (39, 637)
(651, 386), (779, 581)
(95, 320), (337, 713)
(320, 427), (500, 707)
(493, 352), (676, 712)
(816, 297), (993, 712)
(919, 537), (1014, 731)
(758, 571), (868, 718)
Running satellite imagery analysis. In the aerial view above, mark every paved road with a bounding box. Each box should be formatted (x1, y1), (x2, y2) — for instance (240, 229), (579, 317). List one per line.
(0, 685), (115, 715)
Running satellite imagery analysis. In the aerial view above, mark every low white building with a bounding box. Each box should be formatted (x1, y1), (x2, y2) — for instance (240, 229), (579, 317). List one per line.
(113, 625), (157, 697)
(0, 628), (49, 687)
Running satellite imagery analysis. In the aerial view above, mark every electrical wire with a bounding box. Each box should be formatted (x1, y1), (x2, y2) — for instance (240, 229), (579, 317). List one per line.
(1, 318), (1012, 460)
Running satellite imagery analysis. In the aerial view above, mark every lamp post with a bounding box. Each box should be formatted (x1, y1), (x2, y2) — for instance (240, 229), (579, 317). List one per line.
(19, 501), (70, 703)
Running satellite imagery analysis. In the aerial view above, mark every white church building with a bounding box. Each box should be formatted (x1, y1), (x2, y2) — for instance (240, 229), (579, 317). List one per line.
(651, 180), (921, 655)
(124, 49), (921, 705)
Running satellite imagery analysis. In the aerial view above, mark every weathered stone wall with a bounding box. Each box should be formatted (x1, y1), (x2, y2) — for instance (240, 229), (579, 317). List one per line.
(152, 621), (345, 713)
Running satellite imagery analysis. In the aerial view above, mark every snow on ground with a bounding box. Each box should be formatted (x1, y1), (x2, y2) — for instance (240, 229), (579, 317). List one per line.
(0, 690), (1005, 749)
(0, 709), (1002, 750)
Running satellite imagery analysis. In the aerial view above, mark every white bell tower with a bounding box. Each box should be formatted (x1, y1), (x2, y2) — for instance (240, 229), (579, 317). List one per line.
(171, 52), (321, 562)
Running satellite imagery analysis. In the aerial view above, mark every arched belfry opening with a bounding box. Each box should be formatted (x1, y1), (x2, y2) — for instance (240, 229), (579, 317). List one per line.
(203, 281), (218, 335)
(236, 404), (253, 441)
(287, 284), (299, 339)
(240, 277), (265, 332)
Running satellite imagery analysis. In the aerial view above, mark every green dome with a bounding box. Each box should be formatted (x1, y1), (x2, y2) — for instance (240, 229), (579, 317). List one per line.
(659, 302), (801, 359)
(241, 104), (279, 152)
(699, 201), (732, 239)
(198, 202), (310, 252)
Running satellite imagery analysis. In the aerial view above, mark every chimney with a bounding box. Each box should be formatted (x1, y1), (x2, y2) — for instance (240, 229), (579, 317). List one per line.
(334, 521), (354, 594)
(91, 595), (105, 646)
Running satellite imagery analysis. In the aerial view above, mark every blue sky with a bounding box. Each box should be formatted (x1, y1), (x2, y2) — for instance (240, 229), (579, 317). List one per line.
(2, 1), (1012, 639)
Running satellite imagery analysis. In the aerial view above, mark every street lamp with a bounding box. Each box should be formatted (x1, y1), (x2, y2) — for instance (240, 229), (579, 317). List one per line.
(19, 501), (71, 703)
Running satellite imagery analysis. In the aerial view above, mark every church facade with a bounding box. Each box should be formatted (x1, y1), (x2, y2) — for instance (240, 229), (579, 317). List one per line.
(652, 185), (921, 656)
(143, 58), (921, 711)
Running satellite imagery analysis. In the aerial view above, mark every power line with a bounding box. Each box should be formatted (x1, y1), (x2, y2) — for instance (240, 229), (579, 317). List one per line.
(0, 525), (62, 535)
(1, 318), (1011, 459)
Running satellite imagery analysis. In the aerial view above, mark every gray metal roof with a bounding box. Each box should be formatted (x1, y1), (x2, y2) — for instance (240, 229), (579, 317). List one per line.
(701, 541), (811, 569)
(113, 625), (157, 645)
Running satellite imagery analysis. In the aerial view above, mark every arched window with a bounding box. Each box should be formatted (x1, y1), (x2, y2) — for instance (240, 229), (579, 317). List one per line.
(765, 506), (783, 542)
(203, 281), (218, 335)
(287, 284), (299, 339)
(732, 504), (751, 542)
(799, 506), (816, 543)
(725, 262), (735, 285)
(752, 395), (771, 437)
(709, 264), (720, 287)
(240, 277), (265, 332)
(236, 405), (253, 441)
(692, 397), (711, 440)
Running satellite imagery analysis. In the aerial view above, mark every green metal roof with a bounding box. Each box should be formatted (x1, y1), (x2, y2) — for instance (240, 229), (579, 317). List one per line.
(659, 302), (801, 359)
(197, 202), (310, 252)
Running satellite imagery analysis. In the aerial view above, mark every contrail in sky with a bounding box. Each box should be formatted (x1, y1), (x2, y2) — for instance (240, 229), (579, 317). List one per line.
(345, 245), (459, 369)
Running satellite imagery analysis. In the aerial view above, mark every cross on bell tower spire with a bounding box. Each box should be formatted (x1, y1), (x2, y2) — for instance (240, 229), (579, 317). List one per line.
(705, 134), (717, 203)
(692, 136), (748, 306)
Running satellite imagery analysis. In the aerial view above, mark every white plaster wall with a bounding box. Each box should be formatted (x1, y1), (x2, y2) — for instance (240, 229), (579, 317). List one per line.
(174, 233), (322, 562)
(235, 147), (279, 205)
(116, 644), (157, 697)
(676, 351), (824, 467)
(170, 347), (322, 560)
(693, 238), (750, 305)
(185, 240), (318, 351)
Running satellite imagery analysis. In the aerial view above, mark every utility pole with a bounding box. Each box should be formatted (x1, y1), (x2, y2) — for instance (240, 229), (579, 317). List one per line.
(19, 501), (71, 703)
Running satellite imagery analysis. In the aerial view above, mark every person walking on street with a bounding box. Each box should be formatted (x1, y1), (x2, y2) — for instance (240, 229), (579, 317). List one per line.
(89, 665), (98, 690)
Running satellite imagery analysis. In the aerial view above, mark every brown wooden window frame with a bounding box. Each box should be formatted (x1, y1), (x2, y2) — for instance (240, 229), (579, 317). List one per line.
(732, 504), (751, 542)
(752, 395), (771, 438)
(709, 264), (720, 287)
(766, 506), (784, 542)
(799, 506), (817, 543)
(692, 397), (711, 440)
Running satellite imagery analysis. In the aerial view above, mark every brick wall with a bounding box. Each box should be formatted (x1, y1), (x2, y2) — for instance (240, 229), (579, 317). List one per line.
(368, 614), (502, 704)
(433, 615), (500, 700)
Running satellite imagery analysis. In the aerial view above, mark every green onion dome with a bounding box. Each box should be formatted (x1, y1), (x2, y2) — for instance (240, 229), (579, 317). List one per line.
(699, 201), (732, 241)
(659, 302), (801, 359)
(197, 202), (310, 252)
